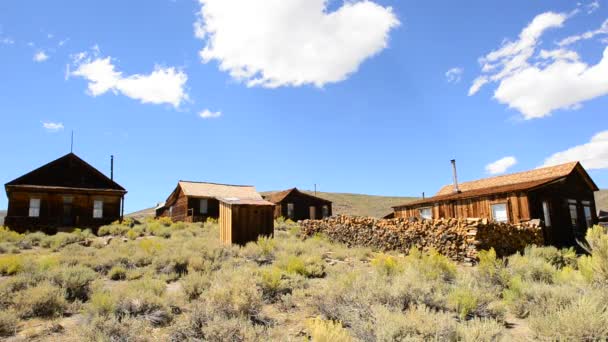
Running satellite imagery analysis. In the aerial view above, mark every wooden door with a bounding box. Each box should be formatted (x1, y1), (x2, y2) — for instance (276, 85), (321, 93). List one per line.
(309, 206), (316, 220)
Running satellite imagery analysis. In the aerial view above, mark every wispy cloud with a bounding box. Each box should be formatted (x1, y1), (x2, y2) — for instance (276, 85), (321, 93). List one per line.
(33, 51), (49, 62)
(445, 67), (463, 83)
(485, 156), (517, 175)
(557, 19), (608, 46)
(42, 122), (64, 132)
(199, 109), (222, 119)
(469, 10), (608, 119)
(68, 49), (189, 108)
(542, 130), (608, 170)
(194, 0), (399, 88)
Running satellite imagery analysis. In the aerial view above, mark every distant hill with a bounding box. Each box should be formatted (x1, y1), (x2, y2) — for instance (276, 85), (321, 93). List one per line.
(596, 190), (608, 212)
(262, 190), (417, 218)
(0, 210), (5, 226)
(127, 191), (417, 220)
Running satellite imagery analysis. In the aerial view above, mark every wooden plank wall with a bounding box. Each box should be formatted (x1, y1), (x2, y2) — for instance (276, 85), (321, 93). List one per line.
(394, 192), (531, 223)
(220, 203), (274, 245)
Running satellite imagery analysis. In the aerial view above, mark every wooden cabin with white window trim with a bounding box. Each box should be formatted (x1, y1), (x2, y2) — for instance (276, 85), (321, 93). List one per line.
(4, 153), (127, 234)
(392, 162), (599, 247)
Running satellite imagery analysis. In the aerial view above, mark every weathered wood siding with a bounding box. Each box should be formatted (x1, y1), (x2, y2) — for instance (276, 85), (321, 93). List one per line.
(5, 190), (122, 233)
(220, 202), (274, 245)
(274, 192), (332, 221)
(157, 186), (221, 223)
(394, 192), (531, 224)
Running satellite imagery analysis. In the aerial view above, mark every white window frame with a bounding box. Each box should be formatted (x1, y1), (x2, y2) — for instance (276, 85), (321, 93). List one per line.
(287, 203), (295, 219)
(491, 203), (508, 223)
(542, 201), (551, 227)
(322, 205), (330, 218)
(419, 207), (433, 220)
(200, 198), (208, 214)
(568, 199), (578, 228)
(93, 200), (104, 219)
(29, 198), (41, 218)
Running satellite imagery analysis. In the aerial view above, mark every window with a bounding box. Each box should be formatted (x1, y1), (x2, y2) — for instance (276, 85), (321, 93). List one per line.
(491, 203), (508, 223)
(29, 198), (41, 218)
(93, 200), (104, 219)
(322, 205), (330, 218)
(583, 202), (593, 228)
(200, 199), (208, 214)
(419, 207), (432, 220)
(568, 200), (578, 228)
(287, 203), (294, 219)
(542, 201), (551, 227)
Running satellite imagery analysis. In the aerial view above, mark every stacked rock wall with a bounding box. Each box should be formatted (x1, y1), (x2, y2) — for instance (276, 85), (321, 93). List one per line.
(300, 216), (544, 262)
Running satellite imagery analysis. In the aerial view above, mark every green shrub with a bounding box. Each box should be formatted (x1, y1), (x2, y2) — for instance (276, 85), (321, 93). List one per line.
(307, 317), (352, 342)
(170, 306), (265, 341)
(456, 318), (505, 342)
(448, 287), (479, 319)
(108, 265), (127, 281)
(579, 225), (608, 285)
(15, 282), (67, 318)
(52, 265), (97, 301)
(529, 292), (608, 340)
(182, 272), (211, 301)
(371, 254), (403, 277)
(258, 267), (288, 300)
(404, 248), (456, 282)
(0, 226), (22, 243)
(98, 224), (130, 237)
(22, 231), (46, 246)
(277, 254), (325, 278)
(0, 310), (18, 337)
(0, 255), (24, 275)
(524, 245), (578, 269)
(205, 271), (263, 319)
(80, 315), (149, 341)
(126, 229), (139, 240)
(373, 305), (456, 341)
(507, 253), (556, 283)
(503, 277), (577, 318)
(476, 248), (509, 287)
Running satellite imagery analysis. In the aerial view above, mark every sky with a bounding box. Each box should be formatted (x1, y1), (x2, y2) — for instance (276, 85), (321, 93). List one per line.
(0, 0), (607, 213)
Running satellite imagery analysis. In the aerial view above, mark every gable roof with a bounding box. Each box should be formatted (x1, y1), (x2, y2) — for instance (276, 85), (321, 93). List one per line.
(178, 181), (263, 199)
(394, 162), (598, 209)
(436, 162), (580, 196)
(5, 153), (126, 193)
(264, 188), (332, 204)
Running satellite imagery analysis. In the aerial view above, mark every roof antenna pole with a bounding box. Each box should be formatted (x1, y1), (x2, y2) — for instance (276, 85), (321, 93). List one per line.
(111, 155), (114, 181)
(314, 184), (317, 197)
(451, 159), (461, 194)
(70, 130), (74, 153)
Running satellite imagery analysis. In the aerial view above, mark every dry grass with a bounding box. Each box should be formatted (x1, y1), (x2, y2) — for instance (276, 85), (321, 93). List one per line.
(0, 221), (606, 341)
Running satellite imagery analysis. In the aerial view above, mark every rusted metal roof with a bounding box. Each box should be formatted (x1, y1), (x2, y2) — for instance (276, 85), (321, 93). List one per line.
(178, 181), (263, 200)
(394, 162), (597, 209)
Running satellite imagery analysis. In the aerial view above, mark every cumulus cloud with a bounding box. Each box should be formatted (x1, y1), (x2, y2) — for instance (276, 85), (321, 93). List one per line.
(542, 130), (608, 170)
(485, 156), (518, 175)
(445, 67), (463, 83)
(42, 122), (64, 132)
(199, 109), (222, 119)
(194, 0), (399, 88)
(68, 51), (188, 108)
(470, 11), (608, 119)
(33, 51), (49, 62)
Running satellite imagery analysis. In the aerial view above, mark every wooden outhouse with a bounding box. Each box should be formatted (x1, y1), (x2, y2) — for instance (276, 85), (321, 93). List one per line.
(393, 162), (599, 247)
(264, 188), (332, 221)
(219, 198), (275, 245)
(4, 153), (127, 233)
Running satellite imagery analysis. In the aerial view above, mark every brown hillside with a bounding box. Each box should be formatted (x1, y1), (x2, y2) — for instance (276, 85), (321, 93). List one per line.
(596, 190), (608, 211)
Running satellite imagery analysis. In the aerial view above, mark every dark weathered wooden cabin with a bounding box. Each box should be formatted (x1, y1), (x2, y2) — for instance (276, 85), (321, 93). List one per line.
(157, 181), (267, 223)
(4, 153), (127, 233)
(219, 198), (275, 245)
(393, 162), (599, 247)
(264, 188), (332, 221)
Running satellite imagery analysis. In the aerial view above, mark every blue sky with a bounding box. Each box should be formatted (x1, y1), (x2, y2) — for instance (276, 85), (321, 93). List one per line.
(1, 0), (607, 213)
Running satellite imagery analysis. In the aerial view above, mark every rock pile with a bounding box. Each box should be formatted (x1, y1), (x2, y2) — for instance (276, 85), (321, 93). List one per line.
(300, 216), (544, 263)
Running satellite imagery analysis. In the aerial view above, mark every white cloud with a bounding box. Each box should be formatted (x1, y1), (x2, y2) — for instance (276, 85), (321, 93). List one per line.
(486, 156), (518, 175)
(42, 122), (64, 132)
(1, 37), (14, 45)
(194, 0), (399, 88)
(542, 130), (608, 170)
(558, 19), (608, 46)
(69, 52), (189, 108)
(470, 11), (608, 119)
(587, 0), (600, 14)
(199, 109), (222, 119)
(33, 51), (49, 62)
(445, 67), (463, 83)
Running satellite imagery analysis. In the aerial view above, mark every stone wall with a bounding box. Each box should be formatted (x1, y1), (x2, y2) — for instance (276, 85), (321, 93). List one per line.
(300, 216), (544, 263)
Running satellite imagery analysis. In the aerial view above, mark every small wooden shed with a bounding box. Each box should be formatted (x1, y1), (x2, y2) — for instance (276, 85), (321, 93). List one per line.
(219, 198), (275, 245)
(264, 188), (332, 221)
